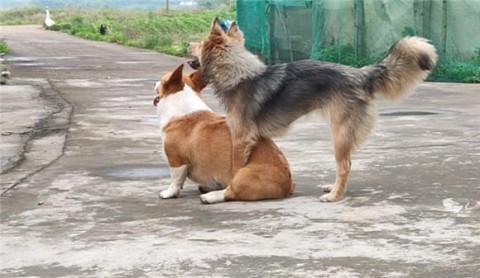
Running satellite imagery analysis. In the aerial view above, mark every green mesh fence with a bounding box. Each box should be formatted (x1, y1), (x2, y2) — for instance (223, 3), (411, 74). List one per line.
(236, 0), (480, 82)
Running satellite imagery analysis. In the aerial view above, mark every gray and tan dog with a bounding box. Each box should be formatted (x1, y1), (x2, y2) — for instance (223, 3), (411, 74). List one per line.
(189, 18), (437, 202)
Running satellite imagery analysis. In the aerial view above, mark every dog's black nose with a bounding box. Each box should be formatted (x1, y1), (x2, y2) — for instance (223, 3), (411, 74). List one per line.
(188, 58), (200, 70)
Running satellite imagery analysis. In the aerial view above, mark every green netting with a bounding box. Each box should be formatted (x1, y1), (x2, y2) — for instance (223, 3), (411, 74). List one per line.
(236, 0), (270, 61)
(236, 0), (480, 82)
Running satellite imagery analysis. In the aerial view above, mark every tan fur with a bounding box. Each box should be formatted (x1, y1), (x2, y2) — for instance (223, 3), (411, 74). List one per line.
(191, 18), (437, 202)
(196, 20), (266, 173)
(157, 63), (185, 98)
(365, 36), (438, 100)
(225, 21), (244, 43)
(184, 71), (208, 94)
(159, 66), (294, 202)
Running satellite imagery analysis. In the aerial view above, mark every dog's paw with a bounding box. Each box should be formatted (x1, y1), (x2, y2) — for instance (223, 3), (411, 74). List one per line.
(321, 184), (333, 192)
(200, 190), (225, 204)
(200, 194), (212, 204)
(319, 192), (343, 202)
(159, 188), (180, 199)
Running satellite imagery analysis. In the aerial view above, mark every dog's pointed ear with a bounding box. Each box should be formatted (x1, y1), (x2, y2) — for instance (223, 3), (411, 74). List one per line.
(210, 17), (224, 37)
(169, 63), (184, 85)
(189, 71), (208, 93)
(226, 21), (244, 43)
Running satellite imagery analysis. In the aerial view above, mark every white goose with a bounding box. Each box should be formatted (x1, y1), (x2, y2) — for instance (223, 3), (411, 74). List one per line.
(44, 8), (55, 27)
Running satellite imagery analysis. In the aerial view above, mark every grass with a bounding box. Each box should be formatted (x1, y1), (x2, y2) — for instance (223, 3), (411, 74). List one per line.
(0, 6), (45, 25)
(0, 40), (9, 54)
(0, 7), (235, 56)
(52, 8), (236, 56)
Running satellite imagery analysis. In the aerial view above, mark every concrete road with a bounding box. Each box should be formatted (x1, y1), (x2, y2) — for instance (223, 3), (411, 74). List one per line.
(1, 25), (479, 277)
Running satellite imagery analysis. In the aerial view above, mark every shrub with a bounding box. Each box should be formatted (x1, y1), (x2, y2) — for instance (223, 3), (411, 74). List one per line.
(428, 48), (480, 83)
(0, 40), (9, 54)
(475, 48), (480, 64)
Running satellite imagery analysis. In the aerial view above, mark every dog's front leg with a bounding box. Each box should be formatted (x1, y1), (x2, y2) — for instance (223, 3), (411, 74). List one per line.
(160, 165), (188, 199)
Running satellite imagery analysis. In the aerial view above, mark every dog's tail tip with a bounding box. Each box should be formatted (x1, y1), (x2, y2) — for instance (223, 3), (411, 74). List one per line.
(391, 36), (438, 71)
(370, 36), (437, 100)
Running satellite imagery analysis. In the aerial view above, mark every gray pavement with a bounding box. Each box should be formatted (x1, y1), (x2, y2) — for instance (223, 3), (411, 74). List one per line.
(0, 25), (479, 277)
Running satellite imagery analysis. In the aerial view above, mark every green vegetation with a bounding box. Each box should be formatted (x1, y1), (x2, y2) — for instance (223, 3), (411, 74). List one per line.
(0, 7), (235, 56)
(429, 48), (480, 83)
(0, 40), (10, 54)
(315, 44), (381, 68)
(0, 6), (45, 25)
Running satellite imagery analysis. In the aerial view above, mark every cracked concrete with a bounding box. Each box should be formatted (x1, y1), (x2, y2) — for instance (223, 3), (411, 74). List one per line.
(1, 78), (71, 196)
(0, 25), (479, 277)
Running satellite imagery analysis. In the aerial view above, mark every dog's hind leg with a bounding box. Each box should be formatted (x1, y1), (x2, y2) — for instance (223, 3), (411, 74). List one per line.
(319, 123), (354, 202)
(231, 132), (258, 175)
(320, 104), (376, 201)
(200, 163), (293, 204)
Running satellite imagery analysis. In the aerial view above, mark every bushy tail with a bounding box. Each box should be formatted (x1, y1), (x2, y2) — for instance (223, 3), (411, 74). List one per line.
(363, 36), (437, 100)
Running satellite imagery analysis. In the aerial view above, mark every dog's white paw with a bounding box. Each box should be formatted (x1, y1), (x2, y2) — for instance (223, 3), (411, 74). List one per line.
(321, 184), (333, 192)
(159, 188), (180, 199)
(319, 192), (343, 202)
(200, 190), (226, 204)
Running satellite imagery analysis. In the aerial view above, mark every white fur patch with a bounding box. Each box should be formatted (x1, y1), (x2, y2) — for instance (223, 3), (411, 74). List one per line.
(159, 165), (188, 199)
(156, 85), (211, 136)
(200, 189), (226, 204)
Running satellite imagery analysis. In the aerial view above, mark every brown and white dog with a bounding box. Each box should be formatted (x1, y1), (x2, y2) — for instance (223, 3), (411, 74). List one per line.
(153, 64), (294, 204)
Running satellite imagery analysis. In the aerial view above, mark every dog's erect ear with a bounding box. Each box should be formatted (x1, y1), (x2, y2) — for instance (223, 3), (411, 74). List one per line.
(168, 63), (184, 85)
(226, 21), (244, 43)
(189, 71), (208, 93)
(210, 17), (224, 37)
(160, 64), (185, 96)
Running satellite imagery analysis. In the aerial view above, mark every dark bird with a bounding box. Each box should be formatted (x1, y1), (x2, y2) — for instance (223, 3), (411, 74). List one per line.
(99, 24), (108, 35)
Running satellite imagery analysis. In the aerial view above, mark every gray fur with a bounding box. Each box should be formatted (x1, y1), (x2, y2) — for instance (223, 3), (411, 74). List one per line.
(200, 36), (437, 143)
(198, 33), (437, 201)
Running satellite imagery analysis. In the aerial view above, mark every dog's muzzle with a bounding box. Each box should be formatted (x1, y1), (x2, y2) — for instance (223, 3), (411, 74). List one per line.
(187, 57), (200, 70)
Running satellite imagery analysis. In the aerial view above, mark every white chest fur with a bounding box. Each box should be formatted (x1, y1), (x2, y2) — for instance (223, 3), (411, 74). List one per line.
(156, 85), (211, 134)
(156, 85), (211, 161)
